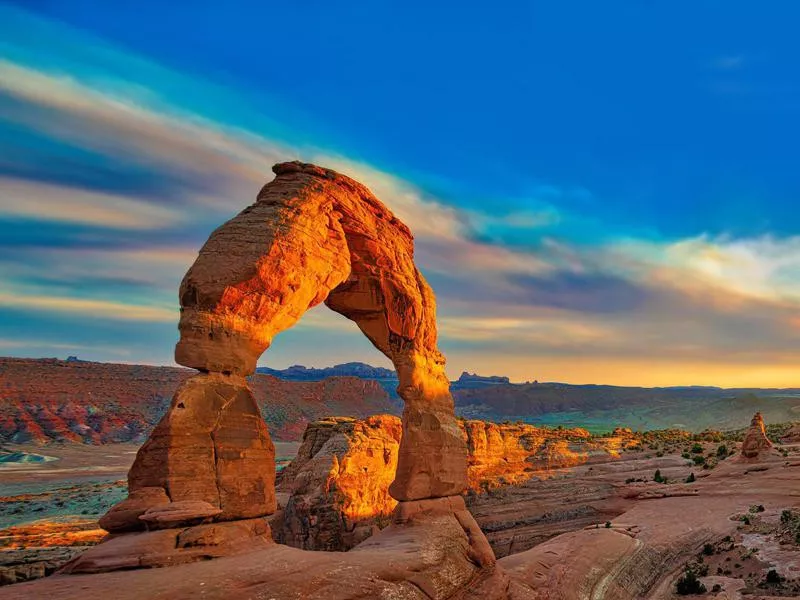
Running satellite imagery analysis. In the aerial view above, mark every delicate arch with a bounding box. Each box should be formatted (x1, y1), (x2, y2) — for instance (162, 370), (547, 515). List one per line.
(175, 162), (467, 501)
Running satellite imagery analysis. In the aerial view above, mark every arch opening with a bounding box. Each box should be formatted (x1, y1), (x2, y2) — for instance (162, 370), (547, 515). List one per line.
(103, 162), (468, 536)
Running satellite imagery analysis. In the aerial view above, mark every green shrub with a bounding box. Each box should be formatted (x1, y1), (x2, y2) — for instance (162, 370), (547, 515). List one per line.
(765, 569), (782, 584)
(676, 569), (707, 595)
(686, 473), (696, 483)
(691, 443), (704, 454)
(702, 543), (714, 556)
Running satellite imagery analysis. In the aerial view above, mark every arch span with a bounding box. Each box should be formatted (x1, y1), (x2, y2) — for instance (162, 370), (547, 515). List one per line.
(104, 163), (467, 534)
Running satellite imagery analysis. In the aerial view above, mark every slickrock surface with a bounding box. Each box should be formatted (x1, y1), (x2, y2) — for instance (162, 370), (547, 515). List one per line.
(175, 161), (467, 501)
(0, 357), (394, 443)
(7, 447), (800, 599)
(274, 415), (634, 551)
(3, 503), (508, 600)
(741, 412), (774, 459)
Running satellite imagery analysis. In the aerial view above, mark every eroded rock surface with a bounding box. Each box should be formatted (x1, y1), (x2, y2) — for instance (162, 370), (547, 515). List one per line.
(275, 416), (401, 550)
(120, 373), (276, 529)
(274, 415), (629, 551)
(175, 161), (467, 501)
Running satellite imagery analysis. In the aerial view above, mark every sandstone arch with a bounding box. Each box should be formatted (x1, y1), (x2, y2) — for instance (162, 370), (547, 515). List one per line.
(103, 162), (468, 533)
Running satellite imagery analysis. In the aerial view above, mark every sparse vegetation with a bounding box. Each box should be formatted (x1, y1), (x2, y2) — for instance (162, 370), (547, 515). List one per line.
(676, 568), (707, 595)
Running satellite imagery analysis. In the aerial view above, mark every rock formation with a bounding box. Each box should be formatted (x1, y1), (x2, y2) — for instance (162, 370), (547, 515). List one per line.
(74, 162), (473, 575)
(174, 161), (467, 501)
(0, 357), (394, 444)
(740, 412), (773, 459)
(274, 415), (625, 551)
(780, 423), (800, 444)
(275, 416), (401, 551)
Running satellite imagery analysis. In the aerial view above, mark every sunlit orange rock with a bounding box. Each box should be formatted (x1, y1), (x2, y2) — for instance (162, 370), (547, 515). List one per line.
(175, 161), (466, 501)
(275, 415), (616, 550)
(463, 420), (593, 490)
(276, 416), (401, 550)
(0, 520), (106, 551)
(96, 162), (471, 576)
(741, 411), (773, 459)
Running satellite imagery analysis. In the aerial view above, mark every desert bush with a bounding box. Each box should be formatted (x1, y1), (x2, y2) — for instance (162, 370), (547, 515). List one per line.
(765, 569), (782, 584)
(676, 569), (707, 595)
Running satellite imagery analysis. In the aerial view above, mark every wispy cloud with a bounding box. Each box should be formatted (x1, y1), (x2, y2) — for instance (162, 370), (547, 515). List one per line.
(0, 176), (182, 229)
(2, 7), (800, 386)
(0, 291), (177, 322)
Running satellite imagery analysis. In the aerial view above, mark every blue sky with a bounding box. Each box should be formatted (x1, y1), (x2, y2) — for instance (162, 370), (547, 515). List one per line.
(2, 1), (800, 386)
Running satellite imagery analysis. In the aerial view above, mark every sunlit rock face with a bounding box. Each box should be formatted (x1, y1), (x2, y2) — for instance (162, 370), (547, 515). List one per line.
(741, 411), (773, 459)
(276, 416), (401, 550)
(175, 161), (466, 501)
(463, 420), (592, 490)
(105, 373), (276, 532)
(276, 415), (618, 550)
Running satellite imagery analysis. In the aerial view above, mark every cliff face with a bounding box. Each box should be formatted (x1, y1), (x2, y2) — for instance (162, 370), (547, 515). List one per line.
(463, 420), (595, 490)
(274, 415), (630, 551)
(0, 358), (394, 444)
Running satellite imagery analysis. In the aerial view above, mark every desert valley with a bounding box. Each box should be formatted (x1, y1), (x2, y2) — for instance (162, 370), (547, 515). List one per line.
(1, 162), (799, 600)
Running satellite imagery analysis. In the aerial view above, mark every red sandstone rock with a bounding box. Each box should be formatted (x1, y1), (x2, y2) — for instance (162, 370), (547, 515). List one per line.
(112, 373), (275, 529)
(274, 415), (621, 552)
(0, 357), (394, 444)
(138, 501), (223, 529)
(741, 412), (773, 459)
(174, 161), (467, 500)
(98, 487), (170, 533)
(275, 416), (400, 550)
(61, 519), (273, 575)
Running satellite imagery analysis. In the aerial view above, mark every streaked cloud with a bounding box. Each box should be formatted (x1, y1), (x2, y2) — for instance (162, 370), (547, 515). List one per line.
(0, 290), (176, 322)
(2, 6), (800, 387)
(0, 175), (181, 229)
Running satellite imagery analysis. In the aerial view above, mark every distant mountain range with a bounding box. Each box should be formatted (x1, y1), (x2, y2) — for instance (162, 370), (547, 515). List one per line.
(2, 358), (798, 444)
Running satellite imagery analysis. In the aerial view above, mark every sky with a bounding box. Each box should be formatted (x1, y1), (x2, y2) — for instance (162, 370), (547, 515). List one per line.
(2, 1), (800, 387)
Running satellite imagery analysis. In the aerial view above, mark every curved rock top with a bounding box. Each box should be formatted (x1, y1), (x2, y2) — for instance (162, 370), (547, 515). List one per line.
(175, 161), (467, 500)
